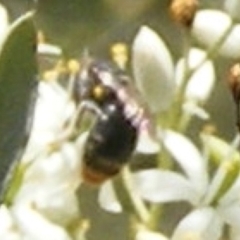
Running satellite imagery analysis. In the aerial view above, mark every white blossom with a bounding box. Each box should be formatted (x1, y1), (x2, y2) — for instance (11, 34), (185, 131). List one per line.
(132, 26), (175, 113)
(22, 81), (76, 164)
(130, 131), (240, 240)
(175, 48), (215, 103)
(97, 129), (240, 239)
(224, 0), (240, 21)
(192, 10), (240, 58)
(0, 80), (84, 239)
(171, 207), (223, 240)
(12, 204), (72, 240)
(14, 141), (84, 226)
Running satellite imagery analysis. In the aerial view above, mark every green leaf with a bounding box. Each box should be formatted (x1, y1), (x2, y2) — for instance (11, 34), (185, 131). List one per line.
(0, 12), (38, 200)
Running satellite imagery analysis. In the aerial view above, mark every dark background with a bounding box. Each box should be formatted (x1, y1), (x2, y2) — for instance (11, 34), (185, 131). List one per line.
(0, 0), (225, 56)
(0, 0), (235, 239)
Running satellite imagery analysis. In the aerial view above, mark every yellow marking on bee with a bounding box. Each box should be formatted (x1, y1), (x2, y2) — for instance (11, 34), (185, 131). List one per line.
(93, 85), (106, 101)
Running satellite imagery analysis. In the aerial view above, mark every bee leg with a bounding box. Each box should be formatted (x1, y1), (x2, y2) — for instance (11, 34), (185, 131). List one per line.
(67, 73), (77, 99)
(49, 100), (105, 150)
(76, 100), (107, 122)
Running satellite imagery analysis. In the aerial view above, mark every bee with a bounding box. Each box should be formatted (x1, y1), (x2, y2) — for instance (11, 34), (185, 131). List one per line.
(72, 58), (150, 184)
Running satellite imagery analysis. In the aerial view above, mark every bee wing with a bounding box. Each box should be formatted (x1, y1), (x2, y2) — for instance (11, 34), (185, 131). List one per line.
(116, 72), (159, 154)
(0, 12), (38, 201)
(117, 72), (152, 119)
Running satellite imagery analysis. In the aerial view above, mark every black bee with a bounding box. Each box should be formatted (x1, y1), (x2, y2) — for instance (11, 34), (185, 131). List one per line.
(73, 58), (149, 184)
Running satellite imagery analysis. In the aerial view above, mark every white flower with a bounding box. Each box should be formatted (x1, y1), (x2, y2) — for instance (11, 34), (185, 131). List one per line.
(175, 48), (215, 119)
(171, 207), (223, 240)
(14, 140), (84, 226)
(0, 203), (74, 240)
(99, 130), (240, 239)
(133, 130), (208, 204)
(192, 10), (240, 59)
(132, 26), (175, 113)
(131, 131), (240, 240)
(224, 0), (240, 21)
(0, 80), (85, 239)
(12, 204), (72, 240)
(175, 48), (215, 103)
(14, 81), (86, 226)
(22, 81), (76, 164)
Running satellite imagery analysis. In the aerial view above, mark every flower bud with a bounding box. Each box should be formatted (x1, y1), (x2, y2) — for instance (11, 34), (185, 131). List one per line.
(224, 0), (240, 21)
(191, 10), (240, 59)
(111, 43), (128, 69)
(227, 63), (240, 103)
(169, 0), (199, 27)
(227, 63), (240, 131)
(175, 48), (215, 103)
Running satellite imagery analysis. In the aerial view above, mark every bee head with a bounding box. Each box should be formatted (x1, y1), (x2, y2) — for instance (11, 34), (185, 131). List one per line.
(76, 58), (121, 105)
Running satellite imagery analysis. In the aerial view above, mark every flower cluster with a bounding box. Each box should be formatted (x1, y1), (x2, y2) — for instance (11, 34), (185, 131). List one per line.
(1, 0), (240, 240)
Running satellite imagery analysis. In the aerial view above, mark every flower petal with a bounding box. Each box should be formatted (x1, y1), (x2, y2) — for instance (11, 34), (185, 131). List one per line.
(15, 184), (80, 226)
(160, 130), (208, 195)
(220, 24), (240, 58)
(224, 0), (240, 21)
(230, 227), (240, 240)
(33, 81), (74, 133)
(219, 177), (240, 206)
(37, 43), (62, 56)
(218, 203), (240, 228)
(132, 26), (175, 113)
(171, 207), (223, 240)
(192, 10), (231, 46)
(22, 142), (82, 187)
(23, 81), (75, 163)
(12, 204), (72, 240)
(136, 128), (160, 154)
(0, 205), (22, 240)
(192, 10), (240, 58)
(0, 4), (9, 46)
(98, 180), (122, 213)
(136, 228), (168, 240)
(132, 169), (199, 204)
(14, 141), (84, 225)
(183, 101), (209, 119)
(175, 48), (215, 102)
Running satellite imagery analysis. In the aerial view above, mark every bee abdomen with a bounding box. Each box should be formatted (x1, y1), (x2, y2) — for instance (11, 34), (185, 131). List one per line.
(81, 155), (121, 185)
(81, 103), (137, 184)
